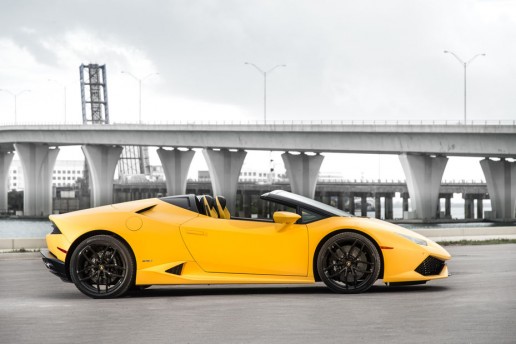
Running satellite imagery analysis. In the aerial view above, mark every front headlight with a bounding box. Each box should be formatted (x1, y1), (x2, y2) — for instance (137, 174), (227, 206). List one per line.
(396, 233), (427, 246)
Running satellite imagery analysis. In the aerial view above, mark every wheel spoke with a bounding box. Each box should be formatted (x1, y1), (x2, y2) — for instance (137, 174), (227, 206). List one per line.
(327, 247), (342, 261)
(346, 239), (358, 258)
(104, 264), (126, 270)
(355, 259), (373, 266)
(327, 266), (346, 278)
(105, 271), (124, 279)
(96, 271), (101, 293)
(353, 267), (372, 274)
(323, 262), (340, 272)
(79, 273), (94, 282)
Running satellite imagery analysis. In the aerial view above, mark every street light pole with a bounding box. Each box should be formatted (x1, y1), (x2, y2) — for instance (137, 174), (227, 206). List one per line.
(444, 50), (486, 124)
(245, 62), (286, 124)
(0, 89), (30, 124)
(121, 71), (159, 124)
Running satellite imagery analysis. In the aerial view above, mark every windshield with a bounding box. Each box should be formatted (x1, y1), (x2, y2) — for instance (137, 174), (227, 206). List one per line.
(264, 190), (353, 217)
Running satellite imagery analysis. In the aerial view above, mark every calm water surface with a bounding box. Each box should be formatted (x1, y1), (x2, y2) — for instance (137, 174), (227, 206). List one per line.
(0, 219), (52, 238)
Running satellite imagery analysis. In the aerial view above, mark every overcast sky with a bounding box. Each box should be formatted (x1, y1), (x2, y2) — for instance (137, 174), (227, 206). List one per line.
(1, 0), (514, 181)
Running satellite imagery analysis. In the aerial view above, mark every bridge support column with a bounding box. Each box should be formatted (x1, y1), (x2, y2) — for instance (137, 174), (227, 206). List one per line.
(374, 196), (381, 219)
(464, 195), (474, 219)
(15, 143), (59, 216)
(338, 193), (346, 211)
(480, 158), (516, 220)
(281, 152), (324, 199)
(399, 154), (448, 220)
(0, 151), (14, 212)
(360, 194), (368, 216)
(385, 194), (394, 220)
(401, 193), (409, 213)
(445, 195), (452, 218)
(477, 196), (484, 219)
(203, 148), (247, 213)
(322, 192), (331, 205)
(82, 145), (123, 207)
(348, 193), (355, 215)
(157, 148), (195, 196)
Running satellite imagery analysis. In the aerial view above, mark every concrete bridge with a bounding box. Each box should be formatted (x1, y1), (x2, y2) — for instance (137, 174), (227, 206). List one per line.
(1, 122), (515, 220)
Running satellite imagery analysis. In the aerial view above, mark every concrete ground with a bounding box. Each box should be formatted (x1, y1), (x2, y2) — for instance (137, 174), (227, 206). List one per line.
(1, 245), (515, 344)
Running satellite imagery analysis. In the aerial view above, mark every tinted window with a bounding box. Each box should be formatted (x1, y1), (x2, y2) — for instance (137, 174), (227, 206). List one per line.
(301, 208), (324, 223)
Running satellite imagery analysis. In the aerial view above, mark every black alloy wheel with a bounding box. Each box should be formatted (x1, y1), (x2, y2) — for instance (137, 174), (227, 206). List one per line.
(317, 232), (381, 293)
(70, 235), (135, 299)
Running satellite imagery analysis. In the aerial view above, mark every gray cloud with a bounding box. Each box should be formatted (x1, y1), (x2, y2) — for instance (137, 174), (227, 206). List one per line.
(1, 0), (515, 121)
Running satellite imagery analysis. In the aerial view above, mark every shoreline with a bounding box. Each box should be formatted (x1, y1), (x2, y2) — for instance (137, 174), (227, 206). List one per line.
(1, 226), (516, 252)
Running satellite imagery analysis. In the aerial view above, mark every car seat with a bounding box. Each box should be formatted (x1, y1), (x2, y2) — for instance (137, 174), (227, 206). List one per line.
(216, 196), (230, 219)
(202, 195), (219, 218)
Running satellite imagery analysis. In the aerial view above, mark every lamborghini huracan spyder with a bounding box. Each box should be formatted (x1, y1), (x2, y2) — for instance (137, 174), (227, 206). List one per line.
(41, 190), (450, 298)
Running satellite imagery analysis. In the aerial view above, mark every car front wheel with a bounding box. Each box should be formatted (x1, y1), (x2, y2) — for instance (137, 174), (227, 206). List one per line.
(317, 232), (381, 293)
(70, 235), (135, 299)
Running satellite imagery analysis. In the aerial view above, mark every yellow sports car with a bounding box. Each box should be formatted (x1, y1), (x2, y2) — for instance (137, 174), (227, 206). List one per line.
(41, 190), (451, 298)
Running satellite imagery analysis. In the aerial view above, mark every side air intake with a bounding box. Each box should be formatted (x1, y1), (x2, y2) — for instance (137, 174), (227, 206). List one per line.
(166, 264), (184, 275)
(415, 256), (445, 276)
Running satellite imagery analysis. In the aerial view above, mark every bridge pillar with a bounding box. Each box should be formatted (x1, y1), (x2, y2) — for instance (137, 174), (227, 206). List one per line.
(15, 143), (59, 216)
(374, 196), (381, 219)
(348, 193), (355, 215)
(401, 193), (409, 213)
(157, 148), (195, 196)
(0, 151), (14, 211)
(385, 194), (394, 220)
(360, 194), (368, 216)
(477, 196), (484, 219)
(464, 195), (474, 219)
(338, 193), (346, 211)
(202, 148), (247, 213)
(399, 154), (448, 219)
(445, 195), (452, 218)
(480, 158), (516, 220)
(281, 152), (324, 199)
(82, 145), (123, 207)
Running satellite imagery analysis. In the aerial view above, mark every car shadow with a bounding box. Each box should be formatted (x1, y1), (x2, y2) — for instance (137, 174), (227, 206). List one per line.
(125, 283), (450, 298)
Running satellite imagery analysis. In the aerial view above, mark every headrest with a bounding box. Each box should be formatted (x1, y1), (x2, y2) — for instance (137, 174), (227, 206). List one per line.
(215, 196), (230, 219)
(216, 196), (227, 210)
(202, 195), (219, 218)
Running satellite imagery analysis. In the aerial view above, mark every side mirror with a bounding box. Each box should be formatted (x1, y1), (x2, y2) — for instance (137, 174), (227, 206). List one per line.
(273, 211), (301, 224)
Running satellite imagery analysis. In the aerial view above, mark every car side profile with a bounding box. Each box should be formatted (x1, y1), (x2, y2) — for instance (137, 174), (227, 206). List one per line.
(41, 190), (451, 298)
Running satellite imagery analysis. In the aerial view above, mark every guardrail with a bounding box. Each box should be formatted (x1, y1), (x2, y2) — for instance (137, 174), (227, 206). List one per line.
(0, 119), (515, 126)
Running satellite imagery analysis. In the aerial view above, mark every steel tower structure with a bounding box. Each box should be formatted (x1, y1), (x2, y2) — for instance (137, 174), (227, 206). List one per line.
(80, 64), (109, 124)
(79, 64), (150, 180)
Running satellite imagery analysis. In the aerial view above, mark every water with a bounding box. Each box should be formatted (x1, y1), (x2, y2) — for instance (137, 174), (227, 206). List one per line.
(0, 218), (52, 238)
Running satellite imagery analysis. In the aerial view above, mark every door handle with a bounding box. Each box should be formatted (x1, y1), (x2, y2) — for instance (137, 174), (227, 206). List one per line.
(186, 229), (205, 236)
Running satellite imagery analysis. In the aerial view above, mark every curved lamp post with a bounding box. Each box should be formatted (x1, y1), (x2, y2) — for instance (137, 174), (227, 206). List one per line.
(444, 50), (486, 124)
(0, 89), (31, 124)
(121, 71), (159, 124)
(245, 62), (286, 124)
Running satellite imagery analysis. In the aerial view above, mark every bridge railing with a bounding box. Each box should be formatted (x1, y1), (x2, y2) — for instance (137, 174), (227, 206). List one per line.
(1, 119), (515, 126)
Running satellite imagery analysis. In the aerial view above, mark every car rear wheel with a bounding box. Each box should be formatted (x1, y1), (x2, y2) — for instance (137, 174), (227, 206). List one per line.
(70, 235), (135, 299)
(317, 232), (381, 294)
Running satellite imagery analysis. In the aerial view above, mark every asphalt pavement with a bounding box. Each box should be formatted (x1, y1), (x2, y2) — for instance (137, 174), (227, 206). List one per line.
(1, 245), (515, 344)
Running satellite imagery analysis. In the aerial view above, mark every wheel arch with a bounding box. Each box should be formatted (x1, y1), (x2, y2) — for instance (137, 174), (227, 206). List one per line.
(65, 230), (136, 282)
(312, 228), (385, 282)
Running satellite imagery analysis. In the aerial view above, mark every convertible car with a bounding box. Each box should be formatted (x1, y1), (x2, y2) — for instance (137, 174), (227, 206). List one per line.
(41, 190), (450, 298)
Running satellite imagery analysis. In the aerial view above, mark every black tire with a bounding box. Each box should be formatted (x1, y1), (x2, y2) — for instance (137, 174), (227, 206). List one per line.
(317, 232), (381, 294)
(70, 235), (135, 299)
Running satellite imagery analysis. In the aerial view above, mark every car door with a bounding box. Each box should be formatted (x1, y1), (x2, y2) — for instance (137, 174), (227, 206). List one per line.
(180, 216), (308, 276)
